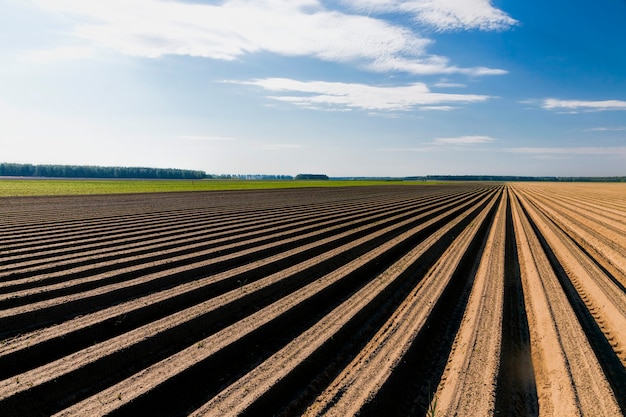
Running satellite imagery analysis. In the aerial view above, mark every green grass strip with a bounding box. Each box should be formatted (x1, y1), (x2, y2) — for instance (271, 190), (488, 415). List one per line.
(0, 179), (437, 197)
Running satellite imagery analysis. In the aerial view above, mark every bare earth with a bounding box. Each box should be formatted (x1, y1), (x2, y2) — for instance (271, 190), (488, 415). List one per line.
(1, 183), (625, 416)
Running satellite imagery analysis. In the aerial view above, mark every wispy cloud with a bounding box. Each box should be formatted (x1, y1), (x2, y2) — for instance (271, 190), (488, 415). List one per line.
(341, 0), (518, 31)
(258, 143), (303, 150)
(531, 155), (570, 160)
(541, 98), (626, 113)
(37, 0), (508, 76)
(509, 146), (626, 155)
(377, 146), (440, 152)
(585, 127), (626, 131)
(178, 135), (236, 141)
(433, 135), (496, 145)
(367, 55), (507, 76)
(231, 78), (492, 111)
(419, 106), (458, 111)
(433, 82), (466, 88)
(378, 135), (496, 152)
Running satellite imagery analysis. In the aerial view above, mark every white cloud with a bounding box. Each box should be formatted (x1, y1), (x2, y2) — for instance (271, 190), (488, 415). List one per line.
(433, 135), (495, 144)
(368, 55), (507, 76)
(419, 106), (458, 111)
(22, 46), (94, 63)
(377, 135), (496, 152)
(341, 0), (517, 31)
(36, 0), (508, 76)
(509, 146), (626, 155)
(531, 155), (570, 160)
(585, 127), (626, 131)
(433, 82), (466, 88)
(232, 78), (491, 111)
(377, 146), (440, 152)
(541, 98), (626, 112)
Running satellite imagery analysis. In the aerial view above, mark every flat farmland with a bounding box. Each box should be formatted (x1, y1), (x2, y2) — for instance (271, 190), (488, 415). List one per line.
(1, 183), (625, 416)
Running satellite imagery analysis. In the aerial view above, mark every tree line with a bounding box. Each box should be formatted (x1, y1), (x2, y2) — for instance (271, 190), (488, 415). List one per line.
(0, 163), (206, 179)
(294, 174), (329, 180)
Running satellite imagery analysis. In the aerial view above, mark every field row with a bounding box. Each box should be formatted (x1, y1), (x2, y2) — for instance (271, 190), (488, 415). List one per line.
(0, 179), (432, 197)
(1, 183), (625, 416)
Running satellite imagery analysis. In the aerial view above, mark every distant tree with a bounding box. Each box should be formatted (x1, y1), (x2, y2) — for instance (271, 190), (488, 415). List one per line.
(295, 174), (329, 180)
(0, 163), (206, 179)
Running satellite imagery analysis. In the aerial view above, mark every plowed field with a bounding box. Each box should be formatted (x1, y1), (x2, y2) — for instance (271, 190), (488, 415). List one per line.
(1, 183), (625, 416)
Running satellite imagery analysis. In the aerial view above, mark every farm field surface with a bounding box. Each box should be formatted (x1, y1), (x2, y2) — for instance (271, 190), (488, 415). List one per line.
(0, 179), (433, 197)
(1, 183), (625, 416)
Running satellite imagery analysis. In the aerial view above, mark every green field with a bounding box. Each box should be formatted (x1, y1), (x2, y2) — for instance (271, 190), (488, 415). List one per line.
(0, 179), (436, 197)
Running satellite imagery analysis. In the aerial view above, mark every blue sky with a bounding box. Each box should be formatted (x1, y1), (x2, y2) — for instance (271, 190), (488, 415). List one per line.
(1, 0), (626, 177)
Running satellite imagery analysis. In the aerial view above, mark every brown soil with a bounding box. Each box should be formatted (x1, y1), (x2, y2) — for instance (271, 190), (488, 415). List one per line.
(1, 183), (625, 416)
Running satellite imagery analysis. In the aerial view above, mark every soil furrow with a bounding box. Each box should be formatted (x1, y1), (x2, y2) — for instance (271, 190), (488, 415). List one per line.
(511, 190), (620, 416)
(1, 183), (623, 417)
(54, 189), (499, 417)
(1, 188), (445, 252)
(515, 189), (626, 413)
(297, 189), (500, 417)
(0, 189), (488, 339)
(0, 191), (455, 286)
(0, 193), (428, 265)
(0, 190), (429, 254)
(493, 189), (538, 416)
(0, 189), (487, 379)
(0, 189), (495, 416)
(515, 189), (626, 290)
(428, 187), (507, 416)
(354, 188), (500, 417)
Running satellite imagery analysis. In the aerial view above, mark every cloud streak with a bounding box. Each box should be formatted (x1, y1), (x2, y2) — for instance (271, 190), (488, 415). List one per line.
(37, 0), (508, 76)
(586, 127), (626, 131)
(433, 82), (467, 88)
(232, 78), (492, 111)
(433, 135), (495, 145)
(341, 0), (518, 31)
(377, 135), (496, 152)
(418, 106), (458, 111)
(541, 98), (626, 112)
(509, 146), (626, 155)
(178, 135), (236, 141)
